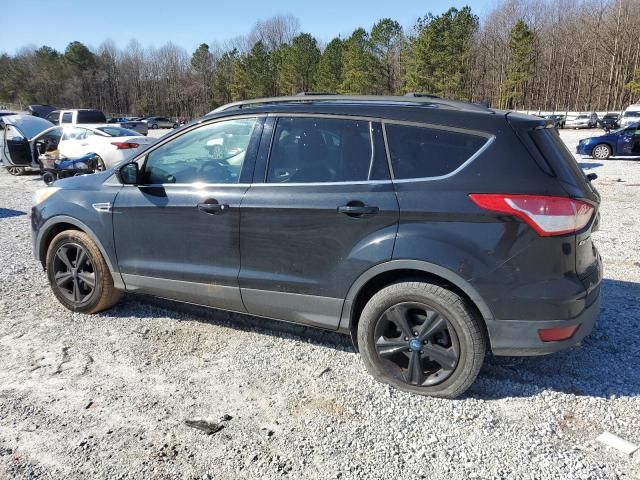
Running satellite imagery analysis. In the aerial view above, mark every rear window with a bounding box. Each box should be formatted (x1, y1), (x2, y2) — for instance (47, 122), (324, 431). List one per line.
(385, 123), (487, 179)
(96, 126), (138, 137)
(77, 111), (107, 123)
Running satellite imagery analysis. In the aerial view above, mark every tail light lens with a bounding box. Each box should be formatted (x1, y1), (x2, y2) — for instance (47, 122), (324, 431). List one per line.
(538, 324), (579, 342)
(469, 194), (594, 236)
(111, 142), (140, 149)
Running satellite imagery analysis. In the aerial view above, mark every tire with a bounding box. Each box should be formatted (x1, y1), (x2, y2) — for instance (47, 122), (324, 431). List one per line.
(46, 230), (121, 314)
(42, 172), (56, 185)
(357, 281), (486, 399)
(592, 143), (612, 160)
(7, 166), (25, 176)
(151, 123), (158, 129)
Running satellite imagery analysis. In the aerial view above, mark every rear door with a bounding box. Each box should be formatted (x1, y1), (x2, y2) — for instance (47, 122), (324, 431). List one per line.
(617, 127), (636, 155)
(239, 115), (399, 329)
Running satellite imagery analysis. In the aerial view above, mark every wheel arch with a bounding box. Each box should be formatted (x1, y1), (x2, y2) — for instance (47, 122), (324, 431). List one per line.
(36, 215), (124, 289)
(339, 260), (493, 351)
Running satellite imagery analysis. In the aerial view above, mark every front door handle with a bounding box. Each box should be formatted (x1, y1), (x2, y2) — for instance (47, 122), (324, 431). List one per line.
(338, 204), (379, 216)
(198, 202), (229, 215)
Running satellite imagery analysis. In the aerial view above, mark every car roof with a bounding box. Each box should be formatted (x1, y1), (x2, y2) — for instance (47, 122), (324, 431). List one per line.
(0, 114), (55, 138)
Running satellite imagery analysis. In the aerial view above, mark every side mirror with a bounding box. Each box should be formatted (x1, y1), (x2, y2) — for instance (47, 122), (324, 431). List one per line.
(117, 162), (139, 185)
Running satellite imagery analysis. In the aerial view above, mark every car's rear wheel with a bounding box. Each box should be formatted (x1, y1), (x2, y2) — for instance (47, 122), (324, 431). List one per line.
(592, 144), (612, 160)
(46, 230), (121, 313)
(151, 123), (158, 129)
(7, 166), (25, 176)
(358, 281), (486, 399)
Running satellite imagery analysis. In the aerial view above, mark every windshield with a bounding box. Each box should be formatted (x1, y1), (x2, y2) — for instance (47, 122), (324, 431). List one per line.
(96, 126), (140, 137)
(623, 111), (640, 118)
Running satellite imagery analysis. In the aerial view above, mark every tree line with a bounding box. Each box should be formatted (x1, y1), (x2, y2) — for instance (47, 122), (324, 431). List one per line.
(1, 0), (639, 119)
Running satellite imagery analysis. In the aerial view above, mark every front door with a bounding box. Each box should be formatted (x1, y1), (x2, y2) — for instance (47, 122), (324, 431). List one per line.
(617, 127), (636, 155)
(113, 116), (263, 311)
(2, 124), (34, 166)
(239, 116), (399, 329)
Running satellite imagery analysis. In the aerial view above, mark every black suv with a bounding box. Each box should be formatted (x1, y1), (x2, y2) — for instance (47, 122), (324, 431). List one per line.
(31, 95), (602, 398)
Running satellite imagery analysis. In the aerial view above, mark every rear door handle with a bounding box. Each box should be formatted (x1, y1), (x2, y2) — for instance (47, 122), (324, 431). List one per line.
(198, 202), (229, 215)
(338, 205), (379, 216)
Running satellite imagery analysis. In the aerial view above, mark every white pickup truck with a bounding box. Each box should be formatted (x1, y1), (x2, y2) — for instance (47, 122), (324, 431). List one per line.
(44, 109), (148, 135)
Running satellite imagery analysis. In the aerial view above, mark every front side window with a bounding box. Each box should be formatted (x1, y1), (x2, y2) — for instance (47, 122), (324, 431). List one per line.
(385, 123), (487, 179)
(46, 111), (61, 123)
(143, 117), (257, 184)
(267, 117), (373, 183)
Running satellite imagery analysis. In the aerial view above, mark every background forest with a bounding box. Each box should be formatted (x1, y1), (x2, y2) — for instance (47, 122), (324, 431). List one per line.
(1, 0), (639, 117)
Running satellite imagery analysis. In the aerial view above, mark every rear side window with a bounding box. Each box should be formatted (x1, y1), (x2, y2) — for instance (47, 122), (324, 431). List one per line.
(267, 117), (378, 183)
(385, 124), (487, 179)
(77, 111), (106, 123)
(61, 112), (73, 124)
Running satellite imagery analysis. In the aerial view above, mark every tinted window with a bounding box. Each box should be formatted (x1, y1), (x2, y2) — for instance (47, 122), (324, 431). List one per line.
(47, 111), (61, 123)
(61, 127), (93, 141)
(61, 112), (73, 124)
(77, 111), (106, 123)
(143, 117), (257, 184)
(624, 111), (640, 118)
(385, 124), (487, 179)
(267, 117), (373, 183)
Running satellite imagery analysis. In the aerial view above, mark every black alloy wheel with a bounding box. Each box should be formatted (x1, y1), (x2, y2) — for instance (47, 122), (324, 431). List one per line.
(373, 302), (460, 386)
(52, 243), (96, 304)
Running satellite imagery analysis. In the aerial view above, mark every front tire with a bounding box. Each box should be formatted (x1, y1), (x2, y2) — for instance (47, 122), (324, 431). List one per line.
(358, 281), (486, 399)
(7, 166), (25, 176)
(46, 230), (121, 313)
(151, 123), (158, 129)
(592, 143), (612, 160)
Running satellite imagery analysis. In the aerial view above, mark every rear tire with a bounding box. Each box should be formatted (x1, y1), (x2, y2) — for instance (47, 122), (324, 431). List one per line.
(46, 230), (121, 314)
(357, 281), (486, 399)
(592, 143), (612, 160)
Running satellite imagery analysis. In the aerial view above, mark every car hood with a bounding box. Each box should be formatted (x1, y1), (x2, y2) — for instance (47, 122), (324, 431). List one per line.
(53, 168), (118, 190)
(1, 114), (55, 139)
(580, 133), (617, 143)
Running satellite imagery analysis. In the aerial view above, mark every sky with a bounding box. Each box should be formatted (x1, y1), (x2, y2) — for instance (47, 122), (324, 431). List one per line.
(2, 0), (494, 54)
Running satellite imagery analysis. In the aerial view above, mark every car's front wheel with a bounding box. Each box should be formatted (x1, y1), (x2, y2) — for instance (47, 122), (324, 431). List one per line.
(7, 166), (25, 176)
(358, 281), (486, 399)
(46, 230), (121, 313)
(592, 143), (612, 160)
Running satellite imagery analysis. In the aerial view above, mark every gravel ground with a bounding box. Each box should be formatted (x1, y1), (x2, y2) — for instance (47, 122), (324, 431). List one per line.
(0, 129), (639, 480)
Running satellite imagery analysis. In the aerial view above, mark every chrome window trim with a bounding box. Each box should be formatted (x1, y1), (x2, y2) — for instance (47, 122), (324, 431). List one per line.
(389, 135), (496, 184)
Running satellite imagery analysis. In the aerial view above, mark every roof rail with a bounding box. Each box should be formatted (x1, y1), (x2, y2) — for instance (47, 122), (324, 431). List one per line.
(210, 95), (491, 114)
(295, 91), (337, 96)
(403, 92), (441, 99)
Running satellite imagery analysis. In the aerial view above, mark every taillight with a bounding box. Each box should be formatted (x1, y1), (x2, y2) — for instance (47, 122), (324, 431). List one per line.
(538, 324), (579, 342)
(111, 142), (139, 149)
(469, 194), (594, 236)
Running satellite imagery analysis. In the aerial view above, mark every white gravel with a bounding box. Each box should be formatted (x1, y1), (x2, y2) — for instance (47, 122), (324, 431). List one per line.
(0, 129), (639, 480)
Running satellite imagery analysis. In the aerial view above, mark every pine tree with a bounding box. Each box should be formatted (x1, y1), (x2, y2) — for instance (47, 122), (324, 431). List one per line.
(403, 7), (478, 99)
(340, 28), (381, 95)
(371, 18), (403, 95)
(231, 41), (274, 100)
(278, 33), (320, 95)
(315, 38), (344, 93)
(500, 19), (535, 109)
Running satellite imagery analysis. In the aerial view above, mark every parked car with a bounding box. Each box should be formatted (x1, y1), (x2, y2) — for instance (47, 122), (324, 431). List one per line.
(3, 121), (156, 172)
(598, 112), (620, 131)
(565, 112), (598, 129)
(31, 95), (602, 399)
(46, 109), (107, 125)
(0, 111), (20, 118)
(107, 117), (148, 136)
(0, 114), (55, 175)
(577, 122), (640, 159)
(619, 104), (640, 128)
(28, 104), (57, 118)
(143, 116), (175, 129)
(544, 114), (565, 128)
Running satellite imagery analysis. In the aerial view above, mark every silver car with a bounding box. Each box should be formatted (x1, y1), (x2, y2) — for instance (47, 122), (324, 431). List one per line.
(565, 112), (598, 129)
(143, 116), (175, 129)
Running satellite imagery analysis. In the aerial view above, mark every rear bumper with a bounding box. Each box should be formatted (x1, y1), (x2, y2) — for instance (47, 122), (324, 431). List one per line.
(486, 286), (601, 356)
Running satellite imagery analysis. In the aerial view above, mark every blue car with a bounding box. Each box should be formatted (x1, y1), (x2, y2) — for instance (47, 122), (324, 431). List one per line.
(577, 122), (640, 159)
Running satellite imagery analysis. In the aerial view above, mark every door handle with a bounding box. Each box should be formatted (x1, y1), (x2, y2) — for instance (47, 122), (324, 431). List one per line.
(197, 202), (229, 215)
(338, 204), (379, 216)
